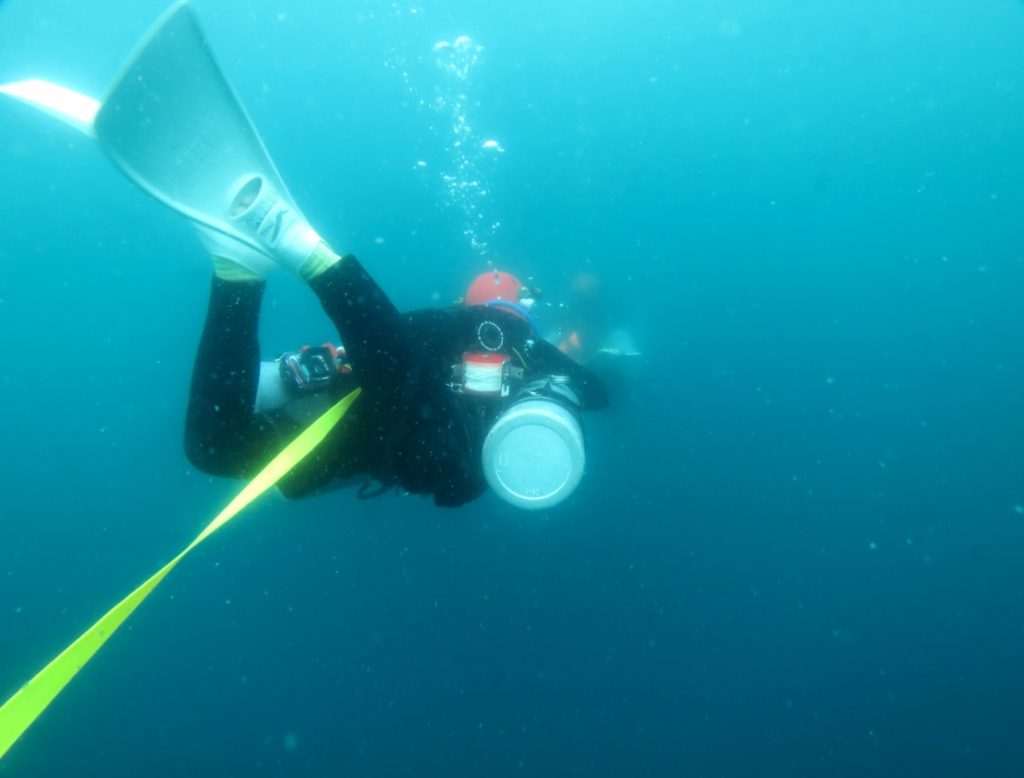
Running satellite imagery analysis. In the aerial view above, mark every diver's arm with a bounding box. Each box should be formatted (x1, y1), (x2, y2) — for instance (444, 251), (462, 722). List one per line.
(530, 339), (610, 411)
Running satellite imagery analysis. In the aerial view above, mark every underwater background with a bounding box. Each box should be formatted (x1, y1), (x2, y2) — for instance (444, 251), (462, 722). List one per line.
(0, 0), (1022, 775)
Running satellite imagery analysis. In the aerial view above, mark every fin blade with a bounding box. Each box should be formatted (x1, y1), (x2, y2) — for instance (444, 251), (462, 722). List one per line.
(0, 79), (99, 138)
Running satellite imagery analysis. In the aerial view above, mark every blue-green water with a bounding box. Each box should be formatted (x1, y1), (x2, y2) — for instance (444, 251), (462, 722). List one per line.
(1, 1), (1022, 775)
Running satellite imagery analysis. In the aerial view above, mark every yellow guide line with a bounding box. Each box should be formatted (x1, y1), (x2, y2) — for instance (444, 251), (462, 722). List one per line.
(0, 387), (361, 760)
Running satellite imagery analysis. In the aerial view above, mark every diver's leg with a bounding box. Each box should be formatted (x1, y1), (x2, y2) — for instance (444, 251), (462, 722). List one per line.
(305, 252), (413, 394)
(184, 276), (281, 477)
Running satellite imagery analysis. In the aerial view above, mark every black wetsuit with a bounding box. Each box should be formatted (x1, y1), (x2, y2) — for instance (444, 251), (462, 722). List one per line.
(185, 256), (608, 507)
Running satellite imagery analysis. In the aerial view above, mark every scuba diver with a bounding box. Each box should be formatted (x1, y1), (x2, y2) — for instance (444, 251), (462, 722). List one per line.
(554, 272), (642, 374)
(0, 2), (607, 510)
(189, 254), (607, 508)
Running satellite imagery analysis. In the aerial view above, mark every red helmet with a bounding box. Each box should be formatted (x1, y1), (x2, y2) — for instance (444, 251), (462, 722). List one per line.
(465, 270), (524, 307)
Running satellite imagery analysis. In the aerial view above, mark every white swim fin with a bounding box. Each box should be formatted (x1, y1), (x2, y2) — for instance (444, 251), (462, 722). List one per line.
(0, 1), (324, 273)
(597, 328), (642, 358)
(0, 79), (99, 138)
